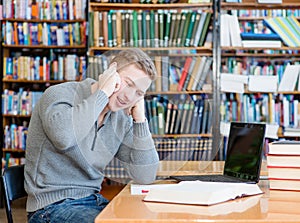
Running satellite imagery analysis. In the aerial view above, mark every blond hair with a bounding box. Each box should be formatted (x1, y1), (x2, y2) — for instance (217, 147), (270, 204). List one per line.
(110, 48), (157, 81)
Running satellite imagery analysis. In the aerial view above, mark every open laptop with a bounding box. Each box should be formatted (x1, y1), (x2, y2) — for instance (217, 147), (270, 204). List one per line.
(170, 122), (266, 184)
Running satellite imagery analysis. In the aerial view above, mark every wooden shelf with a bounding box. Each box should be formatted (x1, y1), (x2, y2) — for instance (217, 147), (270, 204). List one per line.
(221, 52), (300, 57)
(222, 46), (300, 51)
(2, 149), (25, 153)
(90, 2), (212, 10)
(2, 79), (68, 84)
(222, 1), (300, 10)
(2, 114), (31, 118)
(152, 134), (212, 138)
(89, 46), (213, 52)
(146, 90), (211, 95)
(2, 44), (86, 49)
(2, 18), (86, 23)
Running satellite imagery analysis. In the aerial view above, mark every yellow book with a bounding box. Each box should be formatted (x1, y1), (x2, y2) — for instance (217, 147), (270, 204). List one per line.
(69, 24), (73, 46)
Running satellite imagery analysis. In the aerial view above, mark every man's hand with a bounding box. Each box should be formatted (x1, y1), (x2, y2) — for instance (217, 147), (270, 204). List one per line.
(126, 99), (146, 123)
(98, 62), (121, 97)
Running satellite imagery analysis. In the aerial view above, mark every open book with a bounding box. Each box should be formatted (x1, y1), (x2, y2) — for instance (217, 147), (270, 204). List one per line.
(143, 181), (263, 206)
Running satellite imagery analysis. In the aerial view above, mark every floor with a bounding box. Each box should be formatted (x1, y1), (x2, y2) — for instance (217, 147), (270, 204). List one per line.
(0, 197), (27, 223)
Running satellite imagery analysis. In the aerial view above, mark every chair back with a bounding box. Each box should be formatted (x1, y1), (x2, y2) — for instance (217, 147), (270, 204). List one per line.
(1, 164), (27, 223)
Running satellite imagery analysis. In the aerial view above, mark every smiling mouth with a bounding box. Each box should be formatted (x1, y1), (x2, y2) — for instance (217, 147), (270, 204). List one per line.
(117, 97), (127, 106)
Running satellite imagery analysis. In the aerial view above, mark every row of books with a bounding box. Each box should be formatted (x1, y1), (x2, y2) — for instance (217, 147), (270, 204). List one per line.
(3, 21), (86, 46)
(3, 124), (28, 150)
(155, 137), (213, 161)
(2, 89), (43, 115)
(1, 156), (26, 171)
(267, 141), (300, 191)
(233, 8), (300, 17)
(145, 95), (212, 135)
(222, 57), (298, 78)
(3, 0), (86, 20)
(89, 10), (212, 48)
(150, 55), (212, 92)
(221, 93), (300, 129)
(3, 54), (86, 81)
(221, 93), (270, 123)
(87, 54), (212, 92)
(221, 13), (300, 48)
(92, 0), (210, 3)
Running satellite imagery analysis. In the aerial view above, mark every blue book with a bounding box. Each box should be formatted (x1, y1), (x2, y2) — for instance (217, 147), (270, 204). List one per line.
(240, 32), (281, 41)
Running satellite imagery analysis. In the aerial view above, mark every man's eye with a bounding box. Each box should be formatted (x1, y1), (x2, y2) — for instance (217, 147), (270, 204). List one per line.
(137, 92), (144, 97)
(126, 81), (133, 87)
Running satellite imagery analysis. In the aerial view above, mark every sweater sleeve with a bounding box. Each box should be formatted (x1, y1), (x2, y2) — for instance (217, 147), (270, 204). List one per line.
(38, 82), (108, 150)
(115, 121), (159, 184)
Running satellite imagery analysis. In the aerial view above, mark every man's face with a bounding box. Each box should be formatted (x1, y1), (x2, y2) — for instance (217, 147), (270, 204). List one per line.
(108, 64), (152, 112)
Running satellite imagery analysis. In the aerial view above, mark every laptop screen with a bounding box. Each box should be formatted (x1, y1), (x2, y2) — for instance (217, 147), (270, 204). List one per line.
(223, 122), (266, 182)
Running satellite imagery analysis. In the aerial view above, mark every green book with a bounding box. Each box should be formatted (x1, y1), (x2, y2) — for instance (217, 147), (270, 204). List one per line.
(198, 12), (212, 46)
(157, 101), (165, 135)
(150, 10), (155, 47)
(88, 12), (94, 47)
(185, 11), (197, 47)
(158, 10), (164, 47)
(132, 11), (138, 47)
(111, 11), (117, 47)
(137, 11), (143, 47)
(142, 11), (147, 47)
(190, 12), (201, 46)
(164, 11), (171, 47)
(168, 11), (177, 47)
(129, 11), (134, 47)
(154, 11), (159, 47)
(172, 12), (182, 47)
(121, 12), (126, 46)
(180, 11), (192, 47)
(176, 11), (187, 47)
(107, 11), (113, 47)
(146, 11), (151, 47)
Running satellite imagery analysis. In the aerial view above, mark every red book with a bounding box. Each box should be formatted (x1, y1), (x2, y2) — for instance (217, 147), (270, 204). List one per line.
(177, 57), (192, 91)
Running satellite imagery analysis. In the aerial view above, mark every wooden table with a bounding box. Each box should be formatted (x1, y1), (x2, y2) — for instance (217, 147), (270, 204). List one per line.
(95, 161), (300, 223)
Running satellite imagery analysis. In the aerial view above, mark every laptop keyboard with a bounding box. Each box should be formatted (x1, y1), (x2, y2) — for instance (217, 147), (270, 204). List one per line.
(170, 175), (249, 183)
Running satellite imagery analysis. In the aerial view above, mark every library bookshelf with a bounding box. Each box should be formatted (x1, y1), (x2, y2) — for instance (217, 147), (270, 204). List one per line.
(0, 1), (88, 171)
(87, 0), (222, 181)
(220, 0), (300, 142)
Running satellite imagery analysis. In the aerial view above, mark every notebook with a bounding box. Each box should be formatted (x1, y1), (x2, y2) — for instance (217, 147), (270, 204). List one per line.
(170, 122), (266, 183)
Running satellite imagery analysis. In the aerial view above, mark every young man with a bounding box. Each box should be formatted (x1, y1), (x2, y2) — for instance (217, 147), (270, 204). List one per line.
(25, 48), (159, 223)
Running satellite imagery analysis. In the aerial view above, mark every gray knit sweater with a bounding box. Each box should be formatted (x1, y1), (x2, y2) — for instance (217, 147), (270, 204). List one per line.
(24, 78), (159, 212)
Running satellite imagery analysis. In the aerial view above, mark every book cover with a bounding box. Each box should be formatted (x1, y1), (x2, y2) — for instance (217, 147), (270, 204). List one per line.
(143, 181), (263, 206)
(264, 17), (298, 47)
(240, 32), (281, 41)
(268, 166), (300, 180)
(267, 154), (300, 167)
(193, 11), (207, 47)
(190, 12), (201, 46)
(198, 12), (212, 47)
(177, 57), (192, 91)
(268, 140), (300, 155)
(196, 57), (212, 91)
(269, 178), (300, 191)
(186, 56), (203, 91)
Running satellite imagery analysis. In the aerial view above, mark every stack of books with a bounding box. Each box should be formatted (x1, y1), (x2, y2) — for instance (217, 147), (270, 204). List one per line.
(267, 141), (300, 191)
